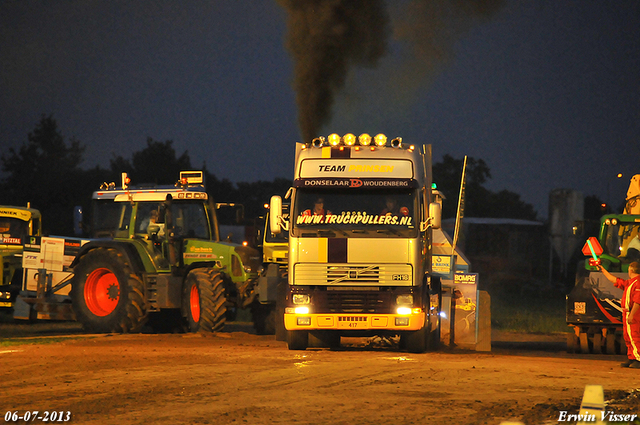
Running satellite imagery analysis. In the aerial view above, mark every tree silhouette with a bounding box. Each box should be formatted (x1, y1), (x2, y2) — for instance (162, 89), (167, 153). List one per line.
(110, 138), (192, 185)
(433, 154), (538, 220)
(0, 114), (86, 234)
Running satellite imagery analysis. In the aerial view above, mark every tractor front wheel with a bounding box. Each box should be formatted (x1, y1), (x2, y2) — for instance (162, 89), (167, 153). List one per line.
(183, 269), (226, 332)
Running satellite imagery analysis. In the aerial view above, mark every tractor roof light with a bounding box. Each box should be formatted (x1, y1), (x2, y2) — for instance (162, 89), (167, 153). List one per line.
(312, 137), (325, 148)
(374, 133), (387, 147)
(328, 133), (341, 146)
(359, 133), (372, 146)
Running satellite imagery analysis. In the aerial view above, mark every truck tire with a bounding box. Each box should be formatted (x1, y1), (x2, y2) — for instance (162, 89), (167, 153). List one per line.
(71, 247), (147, 333)
(402, 311), (438, 353)
(251, 301), (276, 335)
(402, 323), (430, 353)
(183, 269), (226, 332)
(287, 330), (308, 350)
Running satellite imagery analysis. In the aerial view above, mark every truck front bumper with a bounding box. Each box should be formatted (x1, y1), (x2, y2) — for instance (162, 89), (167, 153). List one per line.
(284, 311), (426, 331)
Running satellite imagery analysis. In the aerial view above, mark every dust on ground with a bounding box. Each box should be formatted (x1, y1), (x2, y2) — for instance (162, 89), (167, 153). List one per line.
(1, 317), (639, 425)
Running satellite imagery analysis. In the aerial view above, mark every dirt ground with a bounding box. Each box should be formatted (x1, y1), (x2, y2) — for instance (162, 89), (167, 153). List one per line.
(1, 320), (639, 425)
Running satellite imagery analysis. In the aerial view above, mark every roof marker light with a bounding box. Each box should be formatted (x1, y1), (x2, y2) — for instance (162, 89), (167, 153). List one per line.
(359, 133), (372, 146)
(390, 137), (402, 148)
(328, 133), (341, 146)
(343, 133), (356, 146)
(374, 133), (387, 147)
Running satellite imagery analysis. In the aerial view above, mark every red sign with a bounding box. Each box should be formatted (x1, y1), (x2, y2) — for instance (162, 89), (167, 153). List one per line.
(582, 237), (603, 257)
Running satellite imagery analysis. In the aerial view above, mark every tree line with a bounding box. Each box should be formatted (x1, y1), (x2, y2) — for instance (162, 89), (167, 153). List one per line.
(1, 115), (541, 236)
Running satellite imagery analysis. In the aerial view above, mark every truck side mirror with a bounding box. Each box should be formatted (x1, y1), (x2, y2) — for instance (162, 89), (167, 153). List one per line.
(270, 195), (282, 235)
(429, 202), (441, 229)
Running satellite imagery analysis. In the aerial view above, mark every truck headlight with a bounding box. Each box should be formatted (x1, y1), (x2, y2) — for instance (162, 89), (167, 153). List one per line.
(396, 294), (413, 305)
(396, 307), (412, 315)
(292, 294), (310, 305)
(294, 306), (310, 315)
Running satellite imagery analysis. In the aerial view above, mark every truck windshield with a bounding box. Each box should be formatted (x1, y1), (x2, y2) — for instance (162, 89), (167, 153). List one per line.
(0, 218), (29, 245)
(604, 221), (640, 259)
(292, 188), (417, 237)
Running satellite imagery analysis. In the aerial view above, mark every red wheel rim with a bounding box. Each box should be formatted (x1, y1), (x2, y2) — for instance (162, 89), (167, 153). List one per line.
(84, 268), (120, 316)
(190, 284), (200, 323)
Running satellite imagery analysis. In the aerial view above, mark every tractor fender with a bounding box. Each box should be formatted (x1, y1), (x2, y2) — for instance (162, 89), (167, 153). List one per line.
(71, 240), (146, 274)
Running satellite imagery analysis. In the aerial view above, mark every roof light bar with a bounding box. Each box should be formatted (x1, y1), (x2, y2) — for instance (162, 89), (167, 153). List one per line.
(359, 133), (372, 146)
(374, 134), (387, 147)
(390, 137), (402, 148)
(307, 133), (408, 148)
(328, 133), (341, 146)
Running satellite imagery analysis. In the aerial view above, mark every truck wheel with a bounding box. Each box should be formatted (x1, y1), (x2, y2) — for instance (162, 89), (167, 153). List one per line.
(275, 280), (287, 341)
(605, 332), (616, 354)
(402, 324), (429, 353)
(402, 310), (436, 353)
(71, 248), (147, 333)
(183, 269), (226, 332)
(287, 330), (308, 350)
(592, 333), (603, 354)
(251, 301), (276, 335)
(579, 332), (590, 353)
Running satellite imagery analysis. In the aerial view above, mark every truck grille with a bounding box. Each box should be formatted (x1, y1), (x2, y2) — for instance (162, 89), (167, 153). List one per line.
(325, 291), (391, 313)
(294, 263), (413, 286)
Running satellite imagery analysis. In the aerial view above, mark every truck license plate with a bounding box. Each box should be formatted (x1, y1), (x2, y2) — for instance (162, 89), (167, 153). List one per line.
(338, 316), (368, 329)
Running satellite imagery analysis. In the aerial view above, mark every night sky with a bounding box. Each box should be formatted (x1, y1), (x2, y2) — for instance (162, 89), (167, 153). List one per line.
(2, 1), (639, 219)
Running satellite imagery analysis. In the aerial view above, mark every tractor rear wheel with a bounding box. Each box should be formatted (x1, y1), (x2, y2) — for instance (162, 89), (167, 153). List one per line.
(183, 269), (226, 332)
(71, 247), (147, 333)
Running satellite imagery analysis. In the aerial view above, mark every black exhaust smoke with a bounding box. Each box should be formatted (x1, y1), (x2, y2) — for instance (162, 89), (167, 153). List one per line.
(278, 0), (503, 142)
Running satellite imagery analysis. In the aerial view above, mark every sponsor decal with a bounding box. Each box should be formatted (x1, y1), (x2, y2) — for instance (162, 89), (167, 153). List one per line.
(454, 273), (478, 285)
(300, 159), (414, 178)
(296, 211), (413, 226)
(294, 178), (414, 188)
(189, 246), (213, 253)
(1, 237), (21, 244)
(184, 253), (218, 259)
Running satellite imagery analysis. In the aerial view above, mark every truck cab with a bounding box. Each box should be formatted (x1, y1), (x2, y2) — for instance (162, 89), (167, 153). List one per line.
(0, 205), (41, 308)
(270, 133), (442, 352)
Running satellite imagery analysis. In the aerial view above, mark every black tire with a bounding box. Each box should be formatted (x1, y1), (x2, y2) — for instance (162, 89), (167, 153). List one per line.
(579, 332), (590, 353)
(605, 332), (616, 354)
(287, 330), (308, 350)
(71, 247), (147, 333)
(183, 269), (226, 332)
(593, 333), (603, 354)
(402, 321), (430, 353)
(251, 301), (276, 335)
(275, 280), (287, 341)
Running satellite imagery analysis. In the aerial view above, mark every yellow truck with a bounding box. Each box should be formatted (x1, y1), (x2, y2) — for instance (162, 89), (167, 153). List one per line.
(0, 205), (41, 309)
(269, 133), (442, 352)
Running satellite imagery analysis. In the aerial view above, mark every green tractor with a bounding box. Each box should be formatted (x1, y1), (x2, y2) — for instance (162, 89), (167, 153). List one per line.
(0, 205), (41, 309)
(19, 171), (267, 333)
